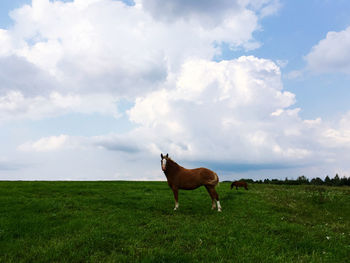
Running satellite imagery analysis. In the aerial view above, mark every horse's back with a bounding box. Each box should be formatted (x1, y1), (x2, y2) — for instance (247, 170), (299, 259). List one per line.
(233, 181), (248, 189)
(232, 181), (247, 187)
(176, 167), (218, 189)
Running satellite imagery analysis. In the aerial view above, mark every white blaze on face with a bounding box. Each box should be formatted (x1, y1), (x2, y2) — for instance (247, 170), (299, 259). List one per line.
(161, 158), (167, 171)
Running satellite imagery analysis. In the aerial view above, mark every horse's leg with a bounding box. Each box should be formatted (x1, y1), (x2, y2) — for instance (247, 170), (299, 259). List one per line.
(172, 188), (179, 210)
(213, 188), (222, 212)
(205, 186), (216, 209)
(207, 186), (222, 212)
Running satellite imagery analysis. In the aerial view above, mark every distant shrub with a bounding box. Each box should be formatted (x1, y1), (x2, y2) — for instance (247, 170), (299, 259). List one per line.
(230, 174), (350, 187)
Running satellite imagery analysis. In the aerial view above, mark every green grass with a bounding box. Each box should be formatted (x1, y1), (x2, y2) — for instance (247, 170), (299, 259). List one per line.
(0, 181), (349, 262)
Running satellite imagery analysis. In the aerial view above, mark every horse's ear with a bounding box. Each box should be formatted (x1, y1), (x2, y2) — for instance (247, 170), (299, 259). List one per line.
(161, 153), (163, 158)
(166, 153), (169, 158)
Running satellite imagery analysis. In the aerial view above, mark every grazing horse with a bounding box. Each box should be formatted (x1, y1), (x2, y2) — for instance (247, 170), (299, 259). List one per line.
(160, 153), (222, 212)
(230, 181), (248, 190)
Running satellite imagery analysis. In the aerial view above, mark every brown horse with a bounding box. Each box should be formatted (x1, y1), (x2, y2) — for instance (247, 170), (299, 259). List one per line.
(230, 181), (248, 190)
(160, 153), (222, 212)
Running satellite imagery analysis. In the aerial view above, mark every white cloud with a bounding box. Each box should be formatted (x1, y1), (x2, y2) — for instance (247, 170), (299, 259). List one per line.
(92, 133), (143, 153)
(0, 55), (57, 96)
(285, 69), (304, 80)
(0, 91), (119, 122)
(10, 86), (350, 180)
(0, 0), (274, 99)
(321, 111), (350, 147)
(140, 0), (281, 22)
(0, 29), (13, 56)
(11, 133), (164, 181)
(0, 0), (281, 124)
(276, 59), (288, 68)
(78, 56), (349, 174)
(18, 134), (70, 152)
(127, 56), (313, 165)
(126, 56), (350, 176)
(249, 0), (282, 18)
(305, 26), (350, 74)
(35, 55), (348, 180)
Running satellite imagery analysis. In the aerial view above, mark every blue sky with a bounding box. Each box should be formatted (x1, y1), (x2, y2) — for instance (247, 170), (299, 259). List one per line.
(0, 0), (350, 180)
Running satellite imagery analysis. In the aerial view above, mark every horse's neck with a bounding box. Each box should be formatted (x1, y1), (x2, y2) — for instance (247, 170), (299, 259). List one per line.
(165, 160), (182, 179)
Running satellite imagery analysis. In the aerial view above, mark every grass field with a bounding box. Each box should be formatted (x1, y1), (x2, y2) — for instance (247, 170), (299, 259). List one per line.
(0, 181), (349, 262)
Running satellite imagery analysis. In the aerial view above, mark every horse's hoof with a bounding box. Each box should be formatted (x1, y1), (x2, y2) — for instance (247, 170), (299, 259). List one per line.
(218, 209), (222, 212)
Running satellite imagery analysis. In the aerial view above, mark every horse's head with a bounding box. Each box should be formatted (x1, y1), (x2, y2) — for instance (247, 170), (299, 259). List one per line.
(160, 153), (169, 171)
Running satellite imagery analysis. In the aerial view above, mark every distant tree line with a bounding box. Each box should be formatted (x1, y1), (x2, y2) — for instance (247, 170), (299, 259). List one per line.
(231, 174), (350, 186)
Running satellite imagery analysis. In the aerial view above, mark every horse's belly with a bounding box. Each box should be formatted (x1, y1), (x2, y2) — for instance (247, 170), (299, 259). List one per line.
(178, 183), (201, 190)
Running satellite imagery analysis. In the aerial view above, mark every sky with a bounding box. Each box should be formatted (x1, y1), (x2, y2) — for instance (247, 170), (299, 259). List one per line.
(1, 0), (350, 181)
